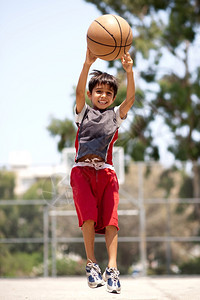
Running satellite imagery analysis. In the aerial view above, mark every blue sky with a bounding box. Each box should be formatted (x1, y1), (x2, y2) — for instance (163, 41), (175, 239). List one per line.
(0, 0), (109, 165)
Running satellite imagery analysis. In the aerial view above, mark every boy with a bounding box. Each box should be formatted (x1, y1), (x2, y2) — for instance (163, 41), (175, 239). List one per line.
(70, 48), (135, 294)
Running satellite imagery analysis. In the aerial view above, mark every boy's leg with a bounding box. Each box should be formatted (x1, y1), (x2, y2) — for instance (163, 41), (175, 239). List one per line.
(82, 219), (96, 263)
(105, 225), (118, 268)
(82, 219), (105, 288)
(104, 225), (121, 293)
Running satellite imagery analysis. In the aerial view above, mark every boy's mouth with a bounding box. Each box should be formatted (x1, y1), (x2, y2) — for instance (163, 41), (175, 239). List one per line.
(98, 100), (107, 105)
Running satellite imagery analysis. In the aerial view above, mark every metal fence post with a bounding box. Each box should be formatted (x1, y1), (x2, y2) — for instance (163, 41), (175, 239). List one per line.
(43, 205), (49, 277)
(166, 198), (171, 274)
(51, 214), (57, 277)
(138, 162), (147, 276)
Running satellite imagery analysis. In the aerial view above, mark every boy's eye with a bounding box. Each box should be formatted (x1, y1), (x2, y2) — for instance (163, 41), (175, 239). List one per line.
(95, 89), (113, 96)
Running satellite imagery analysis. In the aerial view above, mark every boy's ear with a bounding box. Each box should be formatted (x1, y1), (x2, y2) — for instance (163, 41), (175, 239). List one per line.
(87, 90), (92, 100)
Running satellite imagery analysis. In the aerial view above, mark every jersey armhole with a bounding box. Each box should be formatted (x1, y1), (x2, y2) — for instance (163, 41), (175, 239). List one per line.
(114, 106), (127, 126)
(74, 104), (87, 125)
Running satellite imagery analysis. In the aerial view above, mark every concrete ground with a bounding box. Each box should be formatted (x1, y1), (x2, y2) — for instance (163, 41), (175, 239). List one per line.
(0, 276), (200, 300)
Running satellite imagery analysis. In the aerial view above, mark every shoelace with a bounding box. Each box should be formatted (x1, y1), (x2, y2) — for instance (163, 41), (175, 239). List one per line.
(87, 260), (101, 276)
(108, 268), (120, 281)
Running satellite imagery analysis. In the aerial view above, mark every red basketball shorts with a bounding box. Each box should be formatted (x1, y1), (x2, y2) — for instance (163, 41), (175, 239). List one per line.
(70, 166), (119, 234)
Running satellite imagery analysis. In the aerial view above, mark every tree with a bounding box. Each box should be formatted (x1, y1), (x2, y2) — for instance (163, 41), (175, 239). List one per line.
(47, 117), (76, 152)
(0, 170), (17, 250)
(0, 170), (15, 199)
(47, 0), (200, 215)
(84, 0), (200, 218)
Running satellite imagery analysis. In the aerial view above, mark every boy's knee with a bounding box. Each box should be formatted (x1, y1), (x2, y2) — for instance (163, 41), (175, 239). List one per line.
(83, 219), (95, 226)
(106, 225), (117, 232)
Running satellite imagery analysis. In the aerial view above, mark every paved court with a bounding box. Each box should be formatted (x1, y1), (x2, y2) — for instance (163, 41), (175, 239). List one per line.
(0, 276), (200, 300)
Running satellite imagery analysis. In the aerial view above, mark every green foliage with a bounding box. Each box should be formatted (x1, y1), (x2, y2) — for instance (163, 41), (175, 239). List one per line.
(0, 181), (45, 276)
(113, 84), (126, 107)
(23, 178), (52, 200)
(0, 206), (19, 240)
(0, 179), (45, 276)
(158, 169), (175, 198)
(47, 117), (76, 152)
(0, 170), (15, 199)
(129, 139), (146, 161)
(1, 204), (43, 253)
(0, 180), (48, 254)
(179, 256), (200, 275)
(0, 250), (43, 277)
(176, 172), (194, 215)
(179, 174), (193, 199)
(29, 255), (86, 277)
(16, 179), (51, 253)
(55, 257), (86, 276)
(148, 265), (167, 276)
(163, 1), (198, 48)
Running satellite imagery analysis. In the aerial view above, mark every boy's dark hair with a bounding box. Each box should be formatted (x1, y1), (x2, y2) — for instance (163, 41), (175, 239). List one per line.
(88, 70), (118, 97)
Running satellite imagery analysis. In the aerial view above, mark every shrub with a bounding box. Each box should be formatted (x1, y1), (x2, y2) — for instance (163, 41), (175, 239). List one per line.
(0, 251), (43, 277)
(179, 256), (200, 275)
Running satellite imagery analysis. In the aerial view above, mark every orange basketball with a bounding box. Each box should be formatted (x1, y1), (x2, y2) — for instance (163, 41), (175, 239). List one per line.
(87, 14), (133, 61)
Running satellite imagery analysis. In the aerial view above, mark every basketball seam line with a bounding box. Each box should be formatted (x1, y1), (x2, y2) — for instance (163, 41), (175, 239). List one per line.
(124, 27), (132, 53)
(94, 19), (117, 47)
(113, 15), (123, 59)
(87, 35), (118, 56)
(87, 35), (132, 48)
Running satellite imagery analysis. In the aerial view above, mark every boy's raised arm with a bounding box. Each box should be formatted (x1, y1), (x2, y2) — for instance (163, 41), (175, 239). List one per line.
(119, 52), (135, 119)
(76, 48), (97, 114)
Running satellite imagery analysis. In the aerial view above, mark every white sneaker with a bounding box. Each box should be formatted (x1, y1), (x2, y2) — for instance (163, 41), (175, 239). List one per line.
(103, 267), (121, 294)
(86, 260), (105, 288)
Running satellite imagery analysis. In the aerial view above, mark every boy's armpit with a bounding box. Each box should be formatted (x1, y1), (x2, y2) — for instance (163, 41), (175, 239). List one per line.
(74, 104), (87, 125)
(114, 106), (127, 126)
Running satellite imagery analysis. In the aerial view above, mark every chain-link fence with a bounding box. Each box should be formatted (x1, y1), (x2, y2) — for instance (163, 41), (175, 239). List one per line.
(0, 161), (200, 277)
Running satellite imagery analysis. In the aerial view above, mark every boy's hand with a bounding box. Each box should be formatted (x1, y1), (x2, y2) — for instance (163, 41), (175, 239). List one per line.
(121, 52), (133, 73)
(85, 47), (97, 65)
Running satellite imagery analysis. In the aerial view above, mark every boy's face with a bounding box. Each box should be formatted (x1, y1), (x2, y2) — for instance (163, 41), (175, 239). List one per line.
(87, 84), (116, 110)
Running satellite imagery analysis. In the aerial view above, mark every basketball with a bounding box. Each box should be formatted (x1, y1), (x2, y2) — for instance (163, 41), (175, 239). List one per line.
(87, 14), (133, 61)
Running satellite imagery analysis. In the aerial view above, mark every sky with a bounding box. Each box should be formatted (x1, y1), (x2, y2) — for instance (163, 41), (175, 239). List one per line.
(0, 0), (110, 166)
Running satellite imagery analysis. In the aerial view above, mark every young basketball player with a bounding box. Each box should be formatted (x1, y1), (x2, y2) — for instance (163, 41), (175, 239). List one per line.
(70, 48), (135, 294)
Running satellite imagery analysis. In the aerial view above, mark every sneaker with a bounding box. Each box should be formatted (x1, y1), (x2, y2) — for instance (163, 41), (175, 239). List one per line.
(103, 267), (121, 294)
(86, 260), (105, 288)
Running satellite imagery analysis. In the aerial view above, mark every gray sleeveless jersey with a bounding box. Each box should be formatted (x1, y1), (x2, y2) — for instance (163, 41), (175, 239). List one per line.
(75, 104), (125, 163)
